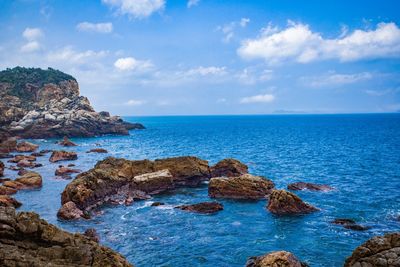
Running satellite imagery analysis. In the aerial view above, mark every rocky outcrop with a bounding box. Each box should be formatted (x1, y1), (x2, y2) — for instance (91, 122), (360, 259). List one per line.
(0, 138), (17, 153)
(87, 148), (108, 153)
(8, 154), (36, 163)
(208, 174), (275, 200)
(16, 141), (38, 152)
(246, 251), (305, 267)
(0, 195), (21, 208)
(210, 158), (248, 177)
(267, 190), (318, 215)
(344, 232), (400, 267)
(0, 171), (42, 195)
(50, 150), (78, 162)
(175, 202), (223, 214)
(331, 218), (371, 231)
(0, 161), (3, 177)
(58, 136), (77, 146)
(84, 228), (100, 243)
(0, 206), (133, 266)
(0, 67), (144, 138)
(287, 182), (333, 191)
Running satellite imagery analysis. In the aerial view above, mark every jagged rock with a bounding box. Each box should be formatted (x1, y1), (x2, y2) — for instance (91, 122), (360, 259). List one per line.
(208, 174), (275, 200)
(15, 141), (38, 152)
(57, 201), (85, 220)
(3, 171), (42, 190)
(0, 206), (133, 266)
(0, 195), (21, 208)
(175, 202), (223, 214)
(151, 202), (165, 207)
(58, 136), (77, 146)
(58, 156), (212, 219)
(246, 251), (305, 267)
(8, 154), (36, 163)
(331, 218), (371, 231)
(287, 182), (333, 191)
(87, 148), (108, 153)
(50, 150), (78, 162)
(55, 165), (81, 176)
(84, 228), (100, 243)
(0, 67), (144, 138)
(0, 138), (17, 153)
(267, 190), (318, 215)
(16, 160), (42, 168)
(210, 158), (248, 177)
(344, 232), (400, 267)
(0, 161), (3, 177)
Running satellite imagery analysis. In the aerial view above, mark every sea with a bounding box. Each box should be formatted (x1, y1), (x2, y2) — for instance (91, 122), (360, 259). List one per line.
(3, 114), (400, 266)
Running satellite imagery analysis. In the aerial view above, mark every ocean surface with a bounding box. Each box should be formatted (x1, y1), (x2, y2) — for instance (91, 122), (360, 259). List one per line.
(3, 114), (400, 266)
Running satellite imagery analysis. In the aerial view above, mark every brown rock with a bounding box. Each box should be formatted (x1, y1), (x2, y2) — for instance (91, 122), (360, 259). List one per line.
(246, 251), (305, 267)
(0, 186), (17, 195)
(0, 138), (17, 153)
(0, 153), (14, 159)
(57, 201), (85, 220)
(55, 165), (81, 176)
(16, 160), (42, 168)
(17, 169), (28, 176)
(58, 136), (77, 146)
(210, 158), (248, 177)
(344, 232), (400, 267)
(151, 202), (165, 207)
(0, 161), (3, 177)
(0, 178), (11, 183)
(49, 150), (78, 162)
(87, 148), (108, 153)
(16, 141), (38, 152)
(287, 182), (333, 191)
(0, 195), (22, 208)
(175, 202), (223, 214)
(331, 218), (371, 231)
(267, 190), (318, 215)
(14, 171), (42, 189)
(84, 228), (100, 243)
(8, 154), (36, 163)
(208, 174), (275, 200)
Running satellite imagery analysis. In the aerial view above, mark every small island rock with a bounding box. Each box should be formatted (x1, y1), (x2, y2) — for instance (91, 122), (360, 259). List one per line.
(267, 189), (318, 215)
(50, 150), (78, 162)
(175, 202), (223, 214)
(246, 251), (305, 267)
(16, 141), (38, 152)
(58, 136), (77, 146)
(210, 158), (248, 177)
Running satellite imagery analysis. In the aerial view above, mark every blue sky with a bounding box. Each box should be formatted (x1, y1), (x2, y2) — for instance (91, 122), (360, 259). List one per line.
(1, 0), (399, 115)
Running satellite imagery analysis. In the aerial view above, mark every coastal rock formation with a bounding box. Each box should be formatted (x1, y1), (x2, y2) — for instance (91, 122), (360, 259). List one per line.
(84, 228), (100, 243)
(0, 67), (144, 138)
(246, 251), (305, 267)
(0, 161), (3, 177)
(344, 232), (400, 267)
(210, 158), (248, 177)
(0, 171), (42, 195)
(287, 182), (333, 191)
(267, 190), (318, 215)
(16, 141), (38, 152)
(0, 195), (21, 208)
(8, 154), (36, 163)
(16, 160), (42, 168)
(175, 202), (223, 214)
(208, 174), (275, 200)
(0, 137), (17, 153)
(58, 136), (77, 146)
(87, 148), (108, 153)
(0, 206), (133, 266)
(331, 218), (371, 231)
(55, 165), (81, 177)
(50, 150), (78, 162)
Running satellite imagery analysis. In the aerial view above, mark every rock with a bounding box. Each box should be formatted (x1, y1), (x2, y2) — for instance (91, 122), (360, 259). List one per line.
(55, 165), (81, 176)
(344, 232), (400, 267)
(175, 202), (223, 214)
(267, 190), (318, 215)
(68, 163), (76, 167)
(84, 228), (100, 243)
(0, 178), (11, 183)
(331, 218), (371, 231)
(246, 251), (305, 267)
(0, 153), (13, 159)
(210, 158), (248, 177)
(208, 174), (275, 200)
(0, 206), (133, 266)
(39, 149), (52, 154)
(87, 148), (108, 153)
(31, 152), (45, 157)
(57, 201), (85, 220)
(0, 138), (17, 153)
(10, 171), (42, 189)
(58, 136), (77, 146)
(287, 182), (333, 191)
(17, 169), (28, 176)
(0, 161), (3, 177)
(0, 195), (21, 208)
(59, 156), (211, 219)
(0, 186), (17, 195)
(151, 202), (165, 207)
(49, 150), (78, 162)
(16, 160), (42, 168)
(16, 141), (38, 152)
(8, 154), (36, 163)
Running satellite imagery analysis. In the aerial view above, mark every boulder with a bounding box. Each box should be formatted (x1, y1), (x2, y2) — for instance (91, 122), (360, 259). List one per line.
(210, 158), (248, 177)
(344, 232), (400, 267)
(58, 136), (77, 146)
(0, 138), (17, 153)
(175, 202), (223, 214)
(16, 160), (42, 168)
(0, 195), (22, 208)
(246, 251), (305, 267)
(55, 165), (81, 176)
(87, 148), (108, 153)
(84, 228), (100, 243)
(16, 141), (38, 152)
(50, 150), (78, 162)
(8, 154), (36, 163)
(208, 174), (275, 200)
(5, 171), (43, 190)
(0, 161), (3, 177)
(0, 186), (17, 195)
(331, 218), (371, 231)
(0, 206), (133, 266)
(57, 201), (85, 220)
(287, 182), (333, 191)
(267, 190), (318, 215)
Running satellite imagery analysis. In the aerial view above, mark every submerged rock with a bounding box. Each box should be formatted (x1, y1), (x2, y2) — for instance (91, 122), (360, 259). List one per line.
(58, 136), (77, 146)
(208, 174), (275, 200)
(287, 182), (333, 191)
(344, 232), (400, 267)
(267, 190), (318, 215)
(0, 195), (21, 208)
(210, 158), (248, 177)
(0, 206), (133, 266)
(151, 201), (165, 207)
(0, 161), (3, 177)
(246, 251), (305, 267)
(87, 148), (108, 153)
(175, 202), (223, 214)
(50, 150), (78, 162)
(331, 218), (371, 231)
(16, 141), (39, 152)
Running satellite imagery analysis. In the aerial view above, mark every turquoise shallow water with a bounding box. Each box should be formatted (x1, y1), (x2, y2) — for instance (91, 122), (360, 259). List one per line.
(2, 114), (400, 266)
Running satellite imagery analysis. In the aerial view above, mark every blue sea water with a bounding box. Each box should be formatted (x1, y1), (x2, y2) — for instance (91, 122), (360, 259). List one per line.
(2, 114), (400, 267)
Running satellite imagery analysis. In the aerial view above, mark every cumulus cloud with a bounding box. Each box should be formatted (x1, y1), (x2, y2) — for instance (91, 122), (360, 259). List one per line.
(217, 18), (250, 43)
(21, 41), (41, 53)
(77, 22), (113, 33)
(125, 99), (146, 106)
(238, 21), (400, 64)
(187, 0), (199, 8)
(114, 57), (153, 71)
(21, 27), (43, 53)
(240, 93), (275, 104)
(303, 72), (373, 87)
(102, 0), (165, 19)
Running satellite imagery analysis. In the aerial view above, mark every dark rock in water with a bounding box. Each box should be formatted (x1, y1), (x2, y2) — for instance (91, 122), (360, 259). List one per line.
(175, 202), (223, 214)
(17, 168), (28, 176)
(0, 195), (22, 208)
(16, 160), (42, 168)
(208, 174), (275, 200)
(0, 153), (13, 159)
(58, 136), (77, 146)
(210, 158), (248, 177)
(55, 165), (81, 176)
(49, 150), (78, 162)
(344, 232), (400, 267)
(0, 67), (144, 138)
(31, 152), (45, 157)
(57, 201), (85, 220)
(8, 154), (36, 163)
(3, 171), (42, 190)
(0, 178), (11, 183)
(151, 201), (165, 207)
(287, 182), (333, 191)
(0, 206), (133, 266)
(84, 228), (100, 243)
(39, 149), (52, 154)
(87, 148), (108, 153)
(0, 138), (17, 153)
(331, 218), (371, 231)
(16, 141), (39, 152)
(267, 190), (318, 215)
(246, 251), (306, 267)
(0, 161), (3, 177)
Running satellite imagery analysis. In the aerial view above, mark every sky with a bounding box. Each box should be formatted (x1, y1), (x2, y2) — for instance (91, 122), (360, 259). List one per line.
(0, 0), (400, 116)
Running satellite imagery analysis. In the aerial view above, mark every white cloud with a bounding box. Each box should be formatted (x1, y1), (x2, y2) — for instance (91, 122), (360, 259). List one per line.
(187, 0), (199, 8)
(77, 22), (113, 33)
(21, 41), (40, 53)
(238, 21), (400, 64)
(22, 28), (43, 41)
(185, 66), (227, 76)
(125, 99), (145, 106)
(217, 18), (250, 43)
(240, 93), (275, 104)
(304, 72), (373, 87)
(240, 18), (250, 28)
(365, 88), (400, 96)
(102, 0), (165, 19)
(114, 57), (153, 71)
(47, 46), (108, 65)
